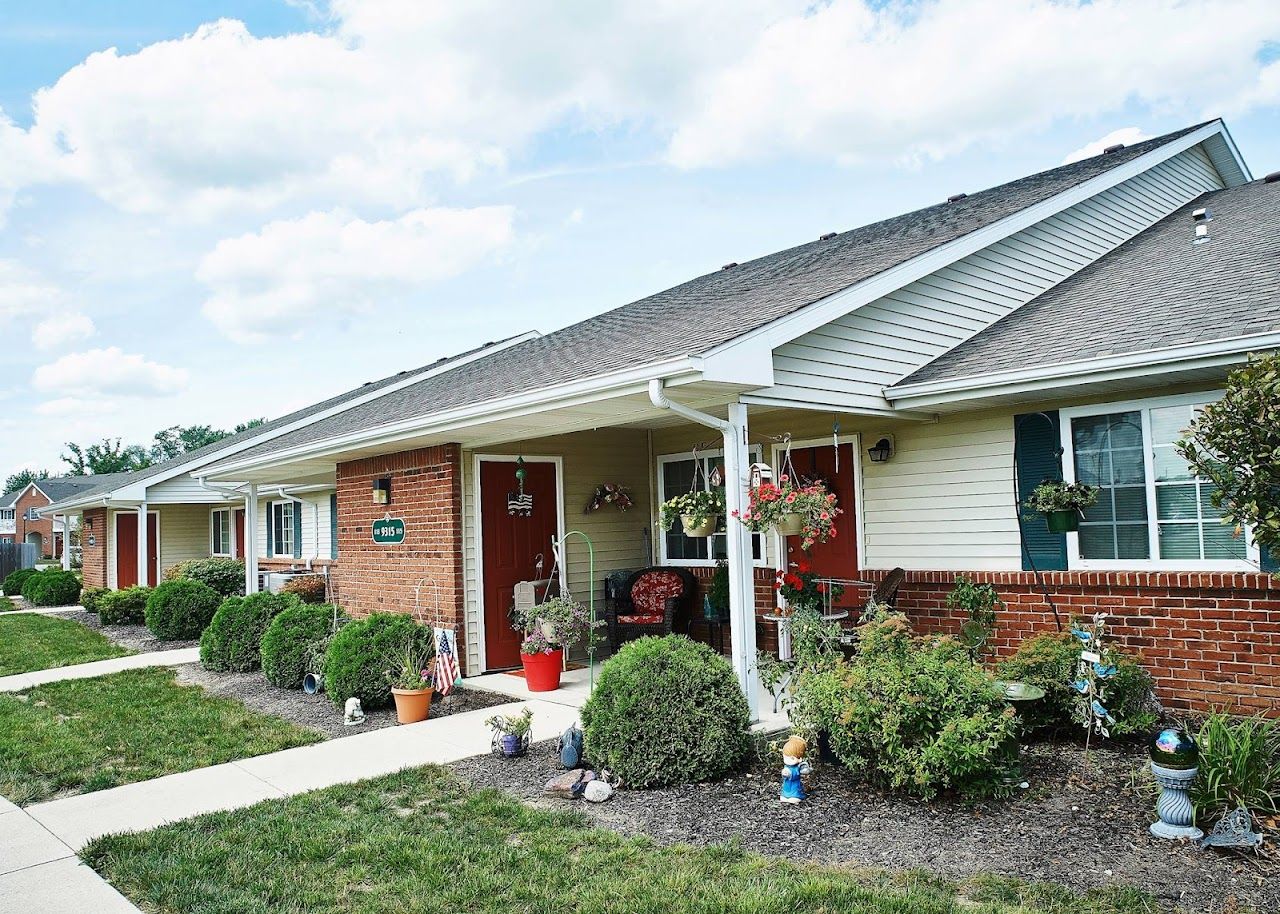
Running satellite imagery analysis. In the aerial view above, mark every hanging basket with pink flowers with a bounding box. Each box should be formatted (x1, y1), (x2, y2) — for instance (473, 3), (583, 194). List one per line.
(733, 473), (842, 551)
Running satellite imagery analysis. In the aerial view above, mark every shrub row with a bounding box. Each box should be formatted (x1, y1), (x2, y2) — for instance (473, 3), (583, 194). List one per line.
(200, 592), (301, 672)
(99, 586), (151, 625)
(2, 568), (36, 597)
(20, 569), (81, 607)
(145, 579), (222, 641)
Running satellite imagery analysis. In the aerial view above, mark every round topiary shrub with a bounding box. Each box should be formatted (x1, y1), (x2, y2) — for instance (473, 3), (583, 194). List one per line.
(21, 569), (81, 607)
(261, 603), (344, 689)
(98, 586), (151, 625)
(200, 591), (301, 672)
(581, 635), (751, 788)
(2, 568), (36, 597)
(80, 586), (109, 613)
(324, 613), (435, 709)
(144, 579), (222, 640)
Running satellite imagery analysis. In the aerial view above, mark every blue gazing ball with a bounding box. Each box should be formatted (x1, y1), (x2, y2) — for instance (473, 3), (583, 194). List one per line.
(1149, 728), (1198, 770)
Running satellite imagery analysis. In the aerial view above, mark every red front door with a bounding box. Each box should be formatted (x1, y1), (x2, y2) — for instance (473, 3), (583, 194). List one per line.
(480, 459), (559, 670)
(116, 512), (159, 588)
(234, 509), (246, 560)
(782, 443), (859, 608)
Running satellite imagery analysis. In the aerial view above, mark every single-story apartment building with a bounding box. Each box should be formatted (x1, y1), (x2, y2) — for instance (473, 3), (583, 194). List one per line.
(176, 118), (1277, 718)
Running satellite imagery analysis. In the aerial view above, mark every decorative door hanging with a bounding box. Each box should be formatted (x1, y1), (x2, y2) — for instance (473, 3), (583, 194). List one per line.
(508, 456), (534, 517)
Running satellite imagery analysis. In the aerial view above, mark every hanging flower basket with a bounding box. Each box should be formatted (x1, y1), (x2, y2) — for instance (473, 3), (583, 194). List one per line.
(734, 474), (842, 551)
(681, 514), (719, 537)
(1045, 509), (1080, 533)
(660, 489), (725, 538)
(1023, 480), (1099, 534)
(774, 513), (805, 537)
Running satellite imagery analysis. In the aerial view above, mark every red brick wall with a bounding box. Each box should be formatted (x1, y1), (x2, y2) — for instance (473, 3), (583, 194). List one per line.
(332, 445), (467, 669)
(861, 569), (1280, 717)
(13, 487), (59, 559)
(81, 508), (108, 588)
(685, 565), (780, 655)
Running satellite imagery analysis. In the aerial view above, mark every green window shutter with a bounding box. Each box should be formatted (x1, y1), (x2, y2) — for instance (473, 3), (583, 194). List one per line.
(265, 501), (274, 556)
(330, 494), (338, 560)
(1261, 543), (1278, 574)
(1015, 410), (1068, 572)
(292, 502), (303, 559)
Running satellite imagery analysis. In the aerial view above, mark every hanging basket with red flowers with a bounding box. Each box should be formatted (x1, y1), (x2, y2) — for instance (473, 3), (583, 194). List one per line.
(733, 474), (842, 550)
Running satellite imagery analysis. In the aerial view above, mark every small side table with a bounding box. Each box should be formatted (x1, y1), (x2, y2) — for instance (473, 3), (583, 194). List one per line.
(763, 610), (849, 661)
(688, 617), (730, 655)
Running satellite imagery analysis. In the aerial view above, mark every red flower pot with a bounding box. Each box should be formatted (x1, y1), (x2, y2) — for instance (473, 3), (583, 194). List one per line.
(521, 649), (564, 692)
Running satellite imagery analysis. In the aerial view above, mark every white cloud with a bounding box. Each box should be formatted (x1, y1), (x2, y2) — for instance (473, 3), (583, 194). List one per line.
(197, 205), (516, 343)
(1062, 127), (1153, 165)
(33, 397), (119, 417)
(32, 347), (188, 398)
(0, 260), (62, 323)
(31, 312), (96, 350)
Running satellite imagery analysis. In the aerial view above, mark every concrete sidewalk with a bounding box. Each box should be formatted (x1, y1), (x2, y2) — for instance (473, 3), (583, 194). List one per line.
(0, 647), (201, 692)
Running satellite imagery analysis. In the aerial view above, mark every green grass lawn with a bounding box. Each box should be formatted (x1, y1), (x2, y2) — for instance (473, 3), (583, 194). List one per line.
(0, 613), (133, 675)
(85, 766), (1161, 914)
(0, 667), (322, 805)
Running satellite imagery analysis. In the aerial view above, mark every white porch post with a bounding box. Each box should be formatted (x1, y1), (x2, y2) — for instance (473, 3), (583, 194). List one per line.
(723, 402), (759, 719)
(136, 502), (149, 586)
(245, 484), (259, 594)
(59, 515), (71, 570)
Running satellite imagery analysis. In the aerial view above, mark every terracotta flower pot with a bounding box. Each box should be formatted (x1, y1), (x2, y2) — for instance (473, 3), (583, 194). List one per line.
(681, 514), (718, 537)
(521, 648), (564, 692)
(1045, 509), (1079, 533)
(774, 513), (805, 537)
(391, 686), (434, 724)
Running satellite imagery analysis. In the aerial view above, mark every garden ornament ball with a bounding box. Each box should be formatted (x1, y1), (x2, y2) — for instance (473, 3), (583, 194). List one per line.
(344, 697), (366, 727)
(780, 736), (811, 804)
(1149, 728), (1202, 840)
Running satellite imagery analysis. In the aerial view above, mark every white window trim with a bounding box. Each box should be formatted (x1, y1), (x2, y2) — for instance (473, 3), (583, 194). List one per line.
(1059, 390), (1260, 572)
(209, 507), (235, 558)
(655, 445), (766, 568)
(270, 500), (296, 558)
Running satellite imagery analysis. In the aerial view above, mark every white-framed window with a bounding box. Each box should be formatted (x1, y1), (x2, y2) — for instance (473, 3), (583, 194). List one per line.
(1061, 392), (1258, 571)
(656, 446), (764, 567)
(210, 508), (233, 557)
(0, 509), (13, 521)
(270, 501), (295, 557)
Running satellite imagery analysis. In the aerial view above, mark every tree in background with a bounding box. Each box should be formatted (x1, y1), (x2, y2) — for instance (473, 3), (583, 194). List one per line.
(1177, 352), (1280, 561)
(3, 468), (50, 494)
(151, 425), (230, 462)
(62, 439), (152, 475)
(234, 418), (266, 434)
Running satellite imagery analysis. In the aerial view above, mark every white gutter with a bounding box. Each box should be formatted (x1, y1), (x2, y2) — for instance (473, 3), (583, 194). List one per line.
(887, 330), (1280, 410)
(195, 477), (247, 499)
(647, 378), (730, 432)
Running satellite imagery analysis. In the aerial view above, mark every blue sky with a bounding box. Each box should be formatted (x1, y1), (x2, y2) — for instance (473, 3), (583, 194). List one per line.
(2, 0), (1279, 478)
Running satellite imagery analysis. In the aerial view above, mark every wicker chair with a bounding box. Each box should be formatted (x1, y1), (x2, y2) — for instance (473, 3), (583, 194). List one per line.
(604, 566), (696, 651)
(871, 567), (906, 609)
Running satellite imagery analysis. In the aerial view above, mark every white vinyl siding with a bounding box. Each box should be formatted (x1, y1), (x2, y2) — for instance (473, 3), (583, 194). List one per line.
(756, 145), (1226, 412)
(254, 493), (335, 563)
(155, 504), (208, 577)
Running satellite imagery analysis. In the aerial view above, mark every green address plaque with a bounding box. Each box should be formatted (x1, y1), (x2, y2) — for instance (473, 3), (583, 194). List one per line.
(372, 517), (406, 545)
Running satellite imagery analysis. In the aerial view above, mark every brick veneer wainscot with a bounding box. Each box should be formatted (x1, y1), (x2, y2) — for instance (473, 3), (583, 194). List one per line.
(80, 507), (108, 588)
(333, 445), (467, 671)
(861, 569), (1280, 717)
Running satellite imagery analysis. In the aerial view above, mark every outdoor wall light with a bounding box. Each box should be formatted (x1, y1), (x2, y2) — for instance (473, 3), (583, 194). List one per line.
(867, 435), (896, 463)
(84, 516), (93, 530)
(371, 477), (392, 505)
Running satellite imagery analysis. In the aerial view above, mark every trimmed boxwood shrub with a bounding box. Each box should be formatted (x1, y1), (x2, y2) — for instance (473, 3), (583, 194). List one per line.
(995, 630), (1158, 737)
(21, 569), (81, 607)
(581, 635), (751, 788)
(2, 568), (37, 597)
(144, 579), (222, 640)
(166, 557), (245, 597)
(98, 586), (151, 625)
(200, 591), (300, 672)
(324, 613), (434, 709)
(80, 586), (109, 613)
(261, 603), (344, 689)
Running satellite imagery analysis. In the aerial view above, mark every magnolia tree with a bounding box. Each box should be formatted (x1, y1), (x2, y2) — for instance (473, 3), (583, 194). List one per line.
(1176, 352), (1280, 562)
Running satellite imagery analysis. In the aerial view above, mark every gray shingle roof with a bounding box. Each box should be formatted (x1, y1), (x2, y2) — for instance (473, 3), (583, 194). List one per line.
(219, 124), (1212, 465)
(896, 177), (1280, 388)
(3, 475), (128, 507)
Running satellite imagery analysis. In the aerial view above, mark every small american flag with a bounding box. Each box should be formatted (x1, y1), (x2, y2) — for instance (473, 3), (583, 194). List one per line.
(434, 627), (460, 696)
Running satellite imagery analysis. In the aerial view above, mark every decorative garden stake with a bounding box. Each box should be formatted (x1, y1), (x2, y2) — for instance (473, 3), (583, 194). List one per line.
(1149, 727), (1203, 841)
(779, 735), (811, 804)
(1070, 613), (1117, 757)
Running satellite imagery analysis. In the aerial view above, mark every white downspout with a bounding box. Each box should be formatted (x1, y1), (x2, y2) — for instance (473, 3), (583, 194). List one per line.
(648, 379), (759, 719)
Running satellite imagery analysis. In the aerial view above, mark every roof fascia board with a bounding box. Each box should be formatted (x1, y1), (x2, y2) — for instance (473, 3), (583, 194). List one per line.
(699, 121), (1233, 363)
(886, 331), (1280, 410)
(201, 357), (706, 479)
(737, 393), (935, 421)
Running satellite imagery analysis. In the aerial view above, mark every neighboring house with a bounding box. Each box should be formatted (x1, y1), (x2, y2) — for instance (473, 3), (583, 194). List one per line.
(0, 476), (121, 558)
(39, 335), (535, 592)
(113, 118), (1280, 716)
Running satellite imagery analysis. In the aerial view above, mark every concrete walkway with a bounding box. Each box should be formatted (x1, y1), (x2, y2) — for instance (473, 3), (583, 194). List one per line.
(0, 647), (200, 692)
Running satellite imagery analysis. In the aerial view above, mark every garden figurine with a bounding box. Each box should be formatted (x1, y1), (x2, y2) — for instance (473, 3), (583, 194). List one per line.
(779, 735), (811, 804)
(343, 697), (365, 727)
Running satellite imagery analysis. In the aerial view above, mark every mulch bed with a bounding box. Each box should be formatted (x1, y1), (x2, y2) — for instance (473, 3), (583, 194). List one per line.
(455, 737), (1278, 914)
(51, 608), (199, 652)
(175, 663), (510, 739)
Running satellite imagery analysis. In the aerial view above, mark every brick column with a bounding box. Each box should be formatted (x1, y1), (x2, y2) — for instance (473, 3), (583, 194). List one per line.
(81, 508), (108, 588)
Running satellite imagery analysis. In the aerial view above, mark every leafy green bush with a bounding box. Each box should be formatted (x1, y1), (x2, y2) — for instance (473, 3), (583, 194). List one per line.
(261, 603), (344, 689)
(799, 615), (1017, 799)
(200, 592), (300, 672)
(323, 613), (435, 709)
(995, 631), (1157, 737)
(166, 557), (245, 597)
(98, 586), (151, 625)
(21, 569), (81, 607)
(144, 579), (222, 640)
(1193, 711), (1280, 827)
(2, 568), (37, 597)
(80, 586), (109, 613)
(581, 635), (750, 788)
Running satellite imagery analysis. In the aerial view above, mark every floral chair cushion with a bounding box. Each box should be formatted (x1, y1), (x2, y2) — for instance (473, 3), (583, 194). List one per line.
(622, 570), (687, 625)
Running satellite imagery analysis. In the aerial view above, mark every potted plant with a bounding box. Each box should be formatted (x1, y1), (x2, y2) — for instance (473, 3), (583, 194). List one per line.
(513, 595), (603, 692)
(775, 556), (844, 615)
(660, 488), (725, 537)
(1024, 479), (1100, 533)
(735, 474), (843, 550)
(486, 707), (534, 758)
(385, 637), (435, 724)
